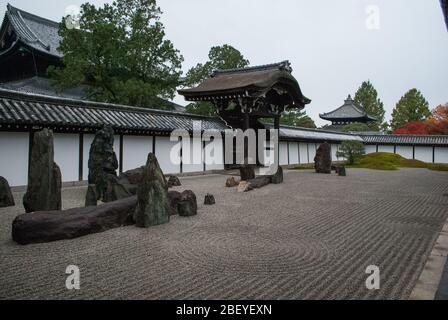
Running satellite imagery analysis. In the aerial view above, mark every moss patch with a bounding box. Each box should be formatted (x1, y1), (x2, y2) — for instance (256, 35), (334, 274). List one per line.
(348, 153), (448, 171)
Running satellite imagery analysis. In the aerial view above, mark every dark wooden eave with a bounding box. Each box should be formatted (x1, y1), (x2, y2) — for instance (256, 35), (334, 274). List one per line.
(178, 61), (311, 109)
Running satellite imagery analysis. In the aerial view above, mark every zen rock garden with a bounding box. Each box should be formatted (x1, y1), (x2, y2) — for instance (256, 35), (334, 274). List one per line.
(11, 127), (198, 245)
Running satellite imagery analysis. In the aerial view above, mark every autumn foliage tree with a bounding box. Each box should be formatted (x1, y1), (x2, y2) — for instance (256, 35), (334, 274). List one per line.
(393, 121), (430, 135)
(426, 104), (448, 135)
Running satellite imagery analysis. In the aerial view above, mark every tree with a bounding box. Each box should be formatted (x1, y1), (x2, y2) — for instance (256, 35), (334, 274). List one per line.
(426, 104), (448, 135)
(49, 0), (183, 110)
(336, 141), (366, 165)
(280, 110), (316, 128)
(393, 121), (430, 135)
(342, 122), (371, 133)
(354, 81), (385, 130)
(184, 45), (250, 116)
(391, 89), (431, 129)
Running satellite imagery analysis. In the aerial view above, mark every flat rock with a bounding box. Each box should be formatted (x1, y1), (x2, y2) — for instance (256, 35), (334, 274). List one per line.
(225, 177), (239, 187)
(238, 181), (253, 193)
(12, 196), (137, 245)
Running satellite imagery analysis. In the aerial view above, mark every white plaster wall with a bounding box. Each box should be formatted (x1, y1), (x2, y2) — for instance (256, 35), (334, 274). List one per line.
(0, 132), (29, 186)
(122, 135), (153, 172)
(414, 146), (433, 163)
(279, 142), (289, 165)
(396, 146), (413, 160)
(183, 137), (204, 173)
(155, 136), (181, 174)
(54, 133), (79, 182)
(204, 138), (224, 171)
(299, 143), (309, 164)
(378, 145), (395, 153)
(308, 143), (317, 162)
(364, 145), (377, 154)
(434, 148), (448, 163)
(331, 144), (338, 162)
(288, 142), (299, 165)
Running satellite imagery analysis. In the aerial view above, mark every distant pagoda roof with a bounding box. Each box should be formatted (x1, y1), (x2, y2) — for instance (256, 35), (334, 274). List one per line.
(320, 95), (377, 122)
(0, 4), (62, 58)
(178, 61), (311, 109)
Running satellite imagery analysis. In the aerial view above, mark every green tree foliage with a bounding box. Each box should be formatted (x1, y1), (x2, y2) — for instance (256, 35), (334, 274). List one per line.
(342, 122), (371, 133)
(49, 0), (183, 110)
(354, 81), (385, 130)
(280, 110), (316, 128)
(336, 141), (365, 165)
(391, 89), (432, 129)
(184, 45), (250, 116)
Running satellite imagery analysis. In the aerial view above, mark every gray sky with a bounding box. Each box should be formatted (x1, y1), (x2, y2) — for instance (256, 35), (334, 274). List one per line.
(1, 0), (447, 126)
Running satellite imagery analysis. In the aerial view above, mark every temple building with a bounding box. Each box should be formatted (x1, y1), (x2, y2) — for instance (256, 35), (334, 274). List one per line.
(0, 4), (447, 187)
(319, 95), (377, 131)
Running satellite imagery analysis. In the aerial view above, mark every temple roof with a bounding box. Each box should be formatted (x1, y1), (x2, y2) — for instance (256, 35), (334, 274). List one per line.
(178, 61), (311, 108)
(361, 134), (448, 147)
(320, 95), (377, 122)
(0, 4), (62, 58)
(0, 88), (220, 134)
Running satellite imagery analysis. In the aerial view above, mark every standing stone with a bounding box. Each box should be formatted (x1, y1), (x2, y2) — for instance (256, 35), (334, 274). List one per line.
(204, 194), (215, 205)
(134, 153), (170, 227)
(168, 191), (182, 216)
(270, 166), (284, 184)
(178, 190), (198, 217)
(226, 177), (239, 188)
(0, 176), (15, 208)
(85, 184), (98, 207)
(23, 129), (62, 213)
(240, 166), (255, 181)
(338, 166), (347, 177)
(314, 142), (332, 174)
(88, 126), (130, 202)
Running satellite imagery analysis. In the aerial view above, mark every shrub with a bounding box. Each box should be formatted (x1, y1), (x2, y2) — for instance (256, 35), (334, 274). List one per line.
(336, 141), (365, 165)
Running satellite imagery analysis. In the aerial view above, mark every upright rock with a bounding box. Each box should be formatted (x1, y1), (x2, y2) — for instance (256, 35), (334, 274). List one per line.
(240, 166), (255, 181)
(85, 184), (98, 207)
(338, 166), (347, 177)
(270, 166), (284, 184)
(178, 190), (198, 217)
(168, 191), (182, 216)
(167, 175), (181, 188)
(204, 194), (215, 205)
(0, 176), (15, 208)
(88, 126), (130, 202)
(134, 153), (170, 227)
(314, 142), (332, 174)
(23, 129), (61, 213)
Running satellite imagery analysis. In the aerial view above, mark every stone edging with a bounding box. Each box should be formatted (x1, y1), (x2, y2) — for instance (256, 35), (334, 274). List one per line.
(409, 218), (448, 300)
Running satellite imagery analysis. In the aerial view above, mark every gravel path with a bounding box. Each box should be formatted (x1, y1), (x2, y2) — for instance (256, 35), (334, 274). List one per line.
(0, 168), (447, 300)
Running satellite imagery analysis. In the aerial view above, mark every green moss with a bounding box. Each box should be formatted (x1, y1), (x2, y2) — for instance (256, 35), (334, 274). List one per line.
(428, 164), (448, 171)
(349, 152), (442, 171)
(292, 164), (315, 170)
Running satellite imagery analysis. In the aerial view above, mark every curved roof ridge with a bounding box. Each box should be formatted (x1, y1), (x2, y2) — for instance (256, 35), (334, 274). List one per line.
(212, 61), (292, 77)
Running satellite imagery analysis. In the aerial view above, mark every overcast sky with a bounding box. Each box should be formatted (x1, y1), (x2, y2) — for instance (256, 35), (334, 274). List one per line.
(1, 0), (447, 126)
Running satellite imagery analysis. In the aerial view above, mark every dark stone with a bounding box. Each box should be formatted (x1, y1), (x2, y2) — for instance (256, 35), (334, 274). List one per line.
(240, 166), (255, 181)
(88, 126), (129, 202)
(23, 129), (62, 213)
(0, 176), (15, 208)
(118, 166), (145, 185)
(167, 175), (181, 188)
(270, 166), (284, 184)
(314, 142), (332, 174)
(237, 181), (253, 193)
(178, 190), (197, 217)
(204, 194), (215, 205)
(168, 191), (182, 216)
(134, 153), (170, 227)
(338, 166), (347, 177)
(85, 184), (98, 207)
(225, 177), (239, 187)
(248, 176), (271, 189)
(12, 196), (137, 245)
